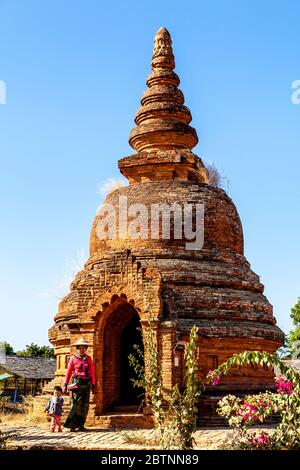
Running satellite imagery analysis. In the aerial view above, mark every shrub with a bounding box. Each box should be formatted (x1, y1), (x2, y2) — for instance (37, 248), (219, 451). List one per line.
(129, 323), (200, 449)
(207, 350), (300, 450)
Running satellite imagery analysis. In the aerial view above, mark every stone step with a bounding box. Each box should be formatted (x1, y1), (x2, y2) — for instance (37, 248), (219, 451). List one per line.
(112, 405), (142, 413)
(93, 412), (154, 429)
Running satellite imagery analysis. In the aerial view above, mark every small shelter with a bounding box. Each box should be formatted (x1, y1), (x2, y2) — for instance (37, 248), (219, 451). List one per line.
(0, 356), (55, 402)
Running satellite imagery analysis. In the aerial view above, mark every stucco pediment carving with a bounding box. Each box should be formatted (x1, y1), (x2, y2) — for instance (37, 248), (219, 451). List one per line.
(82, 258), (163, 323)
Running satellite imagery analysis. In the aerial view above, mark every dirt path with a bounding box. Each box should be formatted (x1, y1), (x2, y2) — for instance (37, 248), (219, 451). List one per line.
(2, 423), (230, 450)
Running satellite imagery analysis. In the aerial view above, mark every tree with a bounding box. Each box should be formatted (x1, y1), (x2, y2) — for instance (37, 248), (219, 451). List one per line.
(16, 343), (54, 358)
(289, 297), (300, 359)
(291, 297), (300, 325)
(3, 342), (15, 356)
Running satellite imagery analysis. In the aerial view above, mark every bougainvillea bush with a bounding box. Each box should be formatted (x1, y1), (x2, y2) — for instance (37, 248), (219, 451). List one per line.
(207, 351), (300, 450)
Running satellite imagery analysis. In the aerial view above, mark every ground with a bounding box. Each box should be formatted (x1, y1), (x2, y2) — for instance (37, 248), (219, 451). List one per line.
(1, 424), (230, 450)
(1, 423), (232, 450)
(0, 399), (277, 450)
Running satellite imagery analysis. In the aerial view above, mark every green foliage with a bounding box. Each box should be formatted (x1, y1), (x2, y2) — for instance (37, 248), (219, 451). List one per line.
(129, 323), (200, 449)
(208, 350), (300, 450)
(290, 328), (300, 359)
(164, 326), (201, 449)
(288, 298), (300, 358)
(291, 297), (300, 325)
(290, 327), (300, 343)
(129, 318), (165, 430)
(3, 342), (15, 356)
(128, 343), (145, 389)
(16, 343), (55, 358)
(206, 350), (299, 384)
(1, 341), (54, 358)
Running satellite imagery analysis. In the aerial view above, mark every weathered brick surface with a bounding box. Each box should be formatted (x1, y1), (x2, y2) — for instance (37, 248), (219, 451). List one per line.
(47, 27), (284, 427)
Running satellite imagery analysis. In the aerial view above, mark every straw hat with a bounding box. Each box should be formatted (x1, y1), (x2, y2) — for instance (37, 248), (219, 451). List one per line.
(73, 338), (91, 347)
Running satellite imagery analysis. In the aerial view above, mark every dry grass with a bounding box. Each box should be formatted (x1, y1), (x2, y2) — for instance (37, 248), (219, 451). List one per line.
(121, 430), (160, 447)
(0, 430), (17, 449)
(23, 397), (49, 425)
(206, 162), (229, 190)
(97, 178), (128, 196)
(0, 396), (48, 426)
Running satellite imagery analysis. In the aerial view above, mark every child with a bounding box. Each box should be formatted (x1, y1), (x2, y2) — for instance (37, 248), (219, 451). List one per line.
(45, 385), (64, 432)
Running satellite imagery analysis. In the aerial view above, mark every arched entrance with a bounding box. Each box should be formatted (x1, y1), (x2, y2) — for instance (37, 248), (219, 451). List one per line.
(97, 298), (144, 413)
(120, 315), (144, 405)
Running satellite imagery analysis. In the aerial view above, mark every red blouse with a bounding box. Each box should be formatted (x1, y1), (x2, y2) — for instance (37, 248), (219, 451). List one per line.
(65, 354), (95, 385)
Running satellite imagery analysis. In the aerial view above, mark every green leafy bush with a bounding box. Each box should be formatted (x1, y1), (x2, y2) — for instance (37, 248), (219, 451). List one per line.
(130, 323), (200, 449)
(207, 351), (300, 450)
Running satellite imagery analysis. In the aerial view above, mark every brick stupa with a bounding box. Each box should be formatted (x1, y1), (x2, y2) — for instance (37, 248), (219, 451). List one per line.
(48, 27), (284, 426)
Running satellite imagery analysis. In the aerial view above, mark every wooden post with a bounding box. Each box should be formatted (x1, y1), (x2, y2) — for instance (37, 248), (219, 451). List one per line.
(13, 378), (18, 403)
(34, 380), (39, 396)
(24, 379), (27, 395)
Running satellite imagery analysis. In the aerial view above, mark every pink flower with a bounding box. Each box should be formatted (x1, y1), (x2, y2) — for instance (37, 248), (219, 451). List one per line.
(258, 399), (269, 408)
(274, 376), (293, 395)
(236, 401), (262, 423)
(250, 432), (270, 447)
(206, 370), (221, 385)
(212, 375), (221, 386)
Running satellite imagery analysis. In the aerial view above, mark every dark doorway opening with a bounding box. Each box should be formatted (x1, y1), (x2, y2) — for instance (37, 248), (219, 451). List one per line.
(119, 315), (144, 405)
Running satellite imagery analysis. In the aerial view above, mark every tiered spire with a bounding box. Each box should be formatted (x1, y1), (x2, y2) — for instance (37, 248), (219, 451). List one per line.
(129, 27), (198, 153)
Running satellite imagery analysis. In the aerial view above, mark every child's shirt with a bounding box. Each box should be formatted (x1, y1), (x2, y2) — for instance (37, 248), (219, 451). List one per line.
(45, 396), (64, 416)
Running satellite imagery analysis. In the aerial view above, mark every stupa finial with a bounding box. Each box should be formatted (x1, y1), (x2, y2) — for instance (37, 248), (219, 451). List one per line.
(129, 27), (198, 153)
(151, 27), (175, 70)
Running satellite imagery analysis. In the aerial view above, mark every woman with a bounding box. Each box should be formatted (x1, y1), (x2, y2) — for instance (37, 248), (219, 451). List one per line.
(63, 338), (95, 432)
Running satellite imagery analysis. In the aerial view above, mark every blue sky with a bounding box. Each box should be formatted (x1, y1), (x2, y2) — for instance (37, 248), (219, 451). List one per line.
(0, 0), (299, 350)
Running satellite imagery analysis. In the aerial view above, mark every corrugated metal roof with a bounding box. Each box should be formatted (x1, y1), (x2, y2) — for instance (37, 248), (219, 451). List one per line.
(0, 373), (13, 380)
(0, 356), (55, 379)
